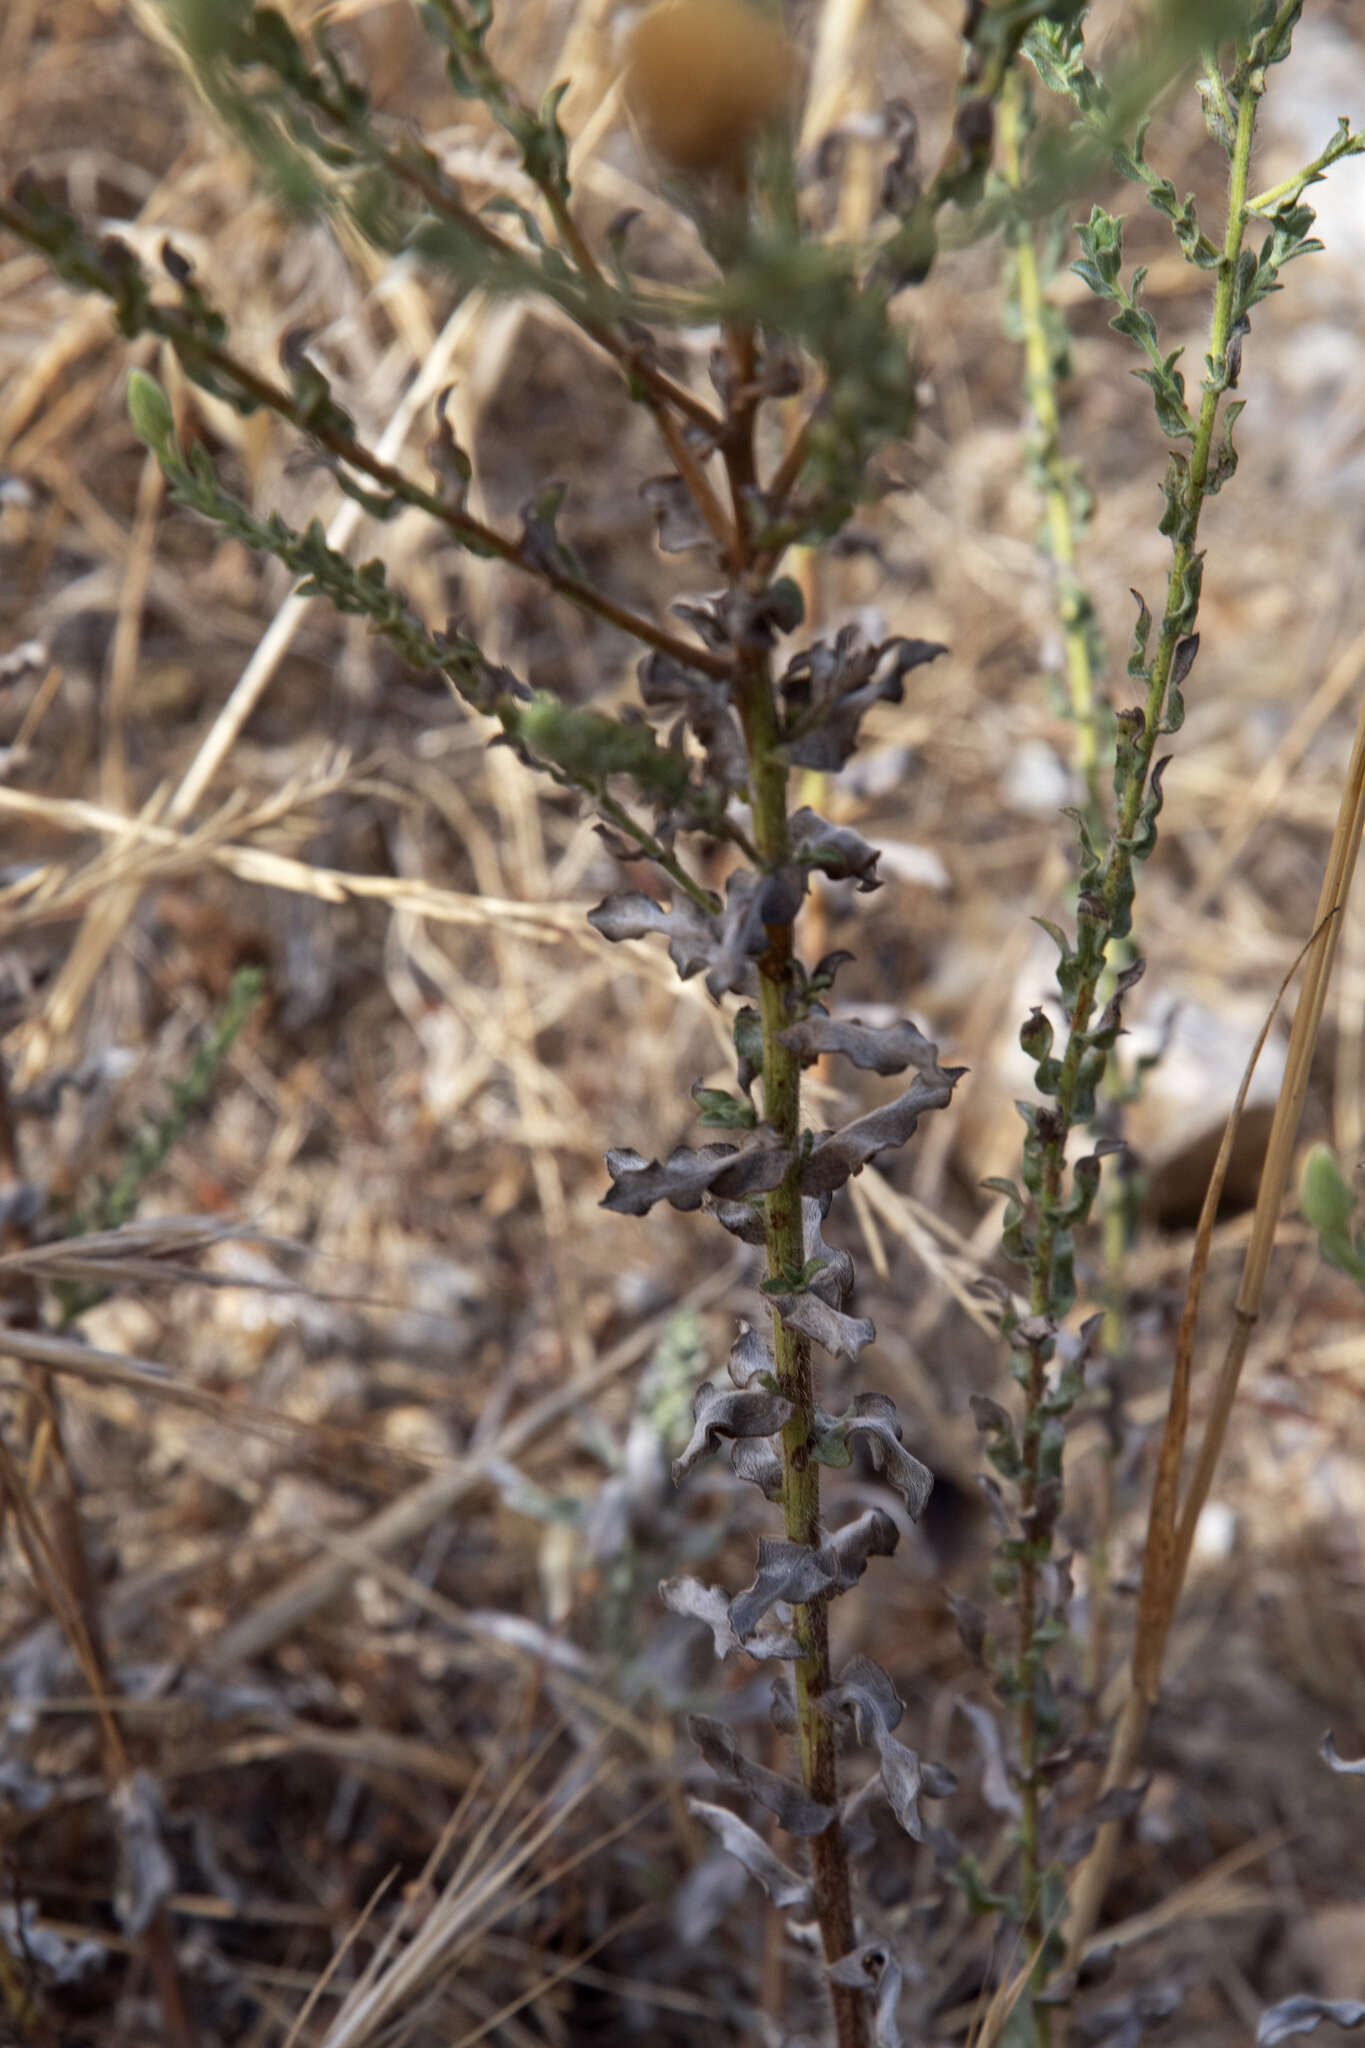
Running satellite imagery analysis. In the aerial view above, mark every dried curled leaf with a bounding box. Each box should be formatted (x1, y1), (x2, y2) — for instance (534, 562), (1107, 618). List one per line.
(828, 1508), (900, 1592)
(588, 889), (719, 982)
(801, 1068), (963, 1197)
(1320, 1731), (1365, 1776)
(779, 1013), (940, 1076)
(779, 631), (947, 771)
(688, 1713), (835, 1836)
(787, 806), (881, 890)
(729, 1536), (839, 1642)
(731, 1435), (785, 1499)
(768, 1288), (876, 1364)
(639, 650), (748, 792)
(1057, 1780), (1148, 1865)
(706, 865), (807, 1000)
(659, 1575), (802, 1660)
(672, 1380), (794, 1485)
(818, 1654), (955, 1841)
(1258, 1998), (1365, 2045)
(641, 474), (714, 553)
(602, 1131), (788, 1216)
(958, 1699), (1021, 1818)
(727, 1322), (776, 1388)
(687, 1800), (813, 1913)
(846, 1393), (934, 1520)
(828, 1941), (904, 2048)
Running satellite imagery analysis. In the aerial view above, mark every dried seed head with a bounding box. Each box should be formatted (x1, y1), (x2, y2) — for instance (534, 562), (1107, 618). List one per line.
(624, 0), (799, 178)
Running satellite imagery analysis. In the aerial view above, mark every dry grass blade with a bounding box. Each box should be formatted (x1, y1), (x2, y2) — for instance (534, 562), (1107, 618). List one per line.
(313, 1746), (641, 2048)
(204, 1253), (743, 1671)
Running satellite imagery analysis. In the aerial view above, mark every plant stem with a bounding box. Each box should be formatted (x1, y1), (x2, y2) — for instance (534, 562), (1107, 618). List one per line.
(722, 242), (864, 2034)
(736, 649), (865, 2048)
(1000, 68), (1101, 824)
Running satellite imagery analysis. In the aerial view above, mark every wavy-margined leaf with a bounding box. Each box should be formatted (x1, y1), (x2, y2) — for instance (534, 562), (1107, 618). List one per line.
(729, 1536), (840, 1642)
(706, 865), (808, 1000)
(828, 1509), (900, 1592)
(687, 1714), (834, 1836)
(587, 889), (718, 982)
(845, 1394), (934, 1519)
(672, 1381), (794, 1485)
(1258, 1998), (1365, 2045)
(787, 806), (881, 890)
(601, 1131), (789, 1216)
(819, 1655), (953, 1842)
(768, 1288), (876, 1365)
(779, 1013), (940, 1076)
(779, 631), (948, 771)
(687, 1800), (813, 1913)
(958, 1699), (1021, 1818)
(731, 1435), (785, 1499)
(659, 1575), (803, 1661)
(801, 1068), (963, 1196)
(829, 1941), (904, 2048)
(727, 1322), (776, 1388)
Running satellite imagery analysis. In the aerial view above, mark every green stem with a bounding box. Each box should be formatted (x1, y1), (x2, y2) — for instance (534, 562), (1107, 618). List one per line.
(735, 652), (865, 2048)
(1000, 68), (1103, 829)
(1017, 68), (1261, 2009)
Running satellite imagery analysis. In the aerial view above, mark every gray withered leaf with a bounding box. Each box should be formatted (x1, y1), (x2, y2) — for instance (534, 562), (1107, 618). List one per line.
(769, 1288), (876, 1365)
(728, 1321), (776, 1388)
(1257, 1998), (1365, 2045)
(828, 1508), (900, 1592)
(113, 1771), (177, 1938)
(707, 865), (808, 1000)
(658, 1576), (736, 1659)
(706, 1194), (767, 1244)
(829, 1941), (904, 2048)
(1057, 1779), (1148, 1866)
(946, 1591), (988, 1662)
(1320, 1731), (1365, 1776)
(641, 474), (714, 553)
(731, 1436), (785, 1500)
(659, 1575), (803, 1661)
(804, 1199), (855, 1304)
(780, 632), (947, 771)
(839, 1771), (883, 1861)
(957, 1699), (1021, 1818)
(587, 889), (719, 982)
(638, 651), (748, 791)
(801, 1069), (963, 1196)
(819, 1653), (904, 1740)
(730, 1536), (840, 1642)
(672, 1381), (794, 1486)
(975, 1472), (1014, 1538)
(846, 1392), (934, 1520)
(787, 806), (881, 890)
(686, 1800), (813, 1914)
(602, 1130), (789, 1216)
(687, 1714), (835, 1836)
(779, 1012), (940, 1076)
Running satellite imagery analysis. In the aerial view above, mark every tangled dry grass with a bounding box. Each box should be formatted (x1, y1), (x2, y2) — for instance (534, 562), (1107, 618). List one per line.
(1, 1), (1364, 2042)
